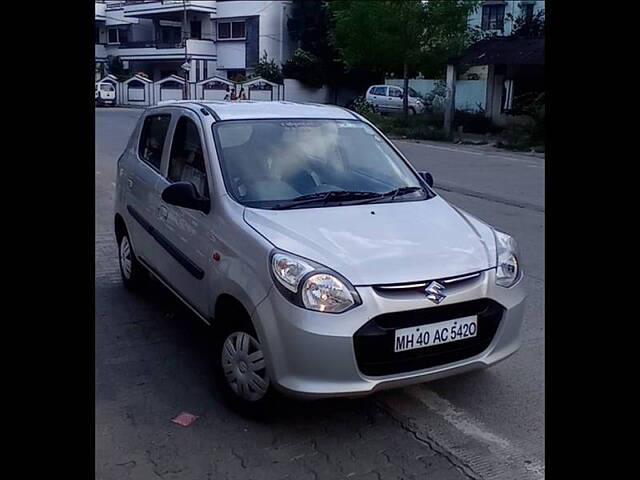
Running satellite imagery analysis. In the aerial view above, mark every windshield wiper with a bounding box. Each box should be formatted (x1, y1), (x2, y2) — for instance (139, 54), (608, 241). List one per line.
(348, 186), (424, 205)
(272, 190), (382, 210)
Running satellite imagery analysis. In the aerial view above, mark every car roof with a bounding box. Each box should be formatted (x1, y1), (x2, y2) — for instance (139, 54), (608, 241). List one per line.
(149, 101), (360, 121)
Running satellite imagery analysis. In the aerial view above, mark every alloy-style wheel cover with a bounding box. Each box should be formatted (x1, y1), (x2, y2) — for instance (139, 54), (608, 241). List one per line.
(221, 331), (269, 402)
(120, 236), (132, 280)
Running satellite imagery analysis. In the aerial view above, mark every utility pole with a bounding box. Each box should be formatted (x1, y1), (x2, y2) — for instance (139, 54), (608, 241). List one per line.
(443, 63), (456, 137)
(183, 0), (189, 99)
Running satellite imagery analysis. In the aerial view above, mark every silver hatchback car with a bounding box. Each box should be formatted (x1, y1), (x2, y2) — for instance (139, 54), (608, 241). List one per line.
(114, 101), (525, 413)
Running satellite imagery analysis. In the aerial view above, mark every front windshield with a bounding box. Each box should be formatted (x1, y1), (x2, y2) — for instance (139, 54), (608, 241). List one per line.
(213, 119), (432, 209)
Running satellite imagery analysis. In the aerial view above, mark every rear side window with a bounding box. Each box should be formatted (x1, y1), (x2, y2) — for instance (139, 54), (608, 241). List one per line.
(168, 117), (209, 198)
(370, 86), (387, 96)
(138, 114), (171, 170)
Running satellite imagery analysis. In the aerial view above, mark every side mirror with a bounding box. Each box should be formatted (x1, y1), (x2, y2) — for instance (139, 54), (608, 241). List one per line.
(161, 182), (210, 214)
(418, 171), (434, 187)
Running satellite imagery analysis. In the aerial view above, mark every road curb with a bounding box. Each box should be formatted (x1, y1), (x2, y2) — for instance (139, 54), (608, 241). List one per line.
(435, 183), (545, 213)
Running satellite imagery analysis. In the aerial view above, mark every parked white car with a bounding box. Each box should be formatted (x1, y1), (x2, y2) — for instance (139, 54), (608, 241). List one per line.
(95, 82), (116, 107)
(365, 85), (425, 115)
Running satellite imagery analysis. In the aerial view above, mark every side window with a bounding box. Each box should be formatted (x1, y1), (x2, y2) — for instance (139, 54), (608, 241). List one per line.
(370, 86), (387, 96)
(389, 88), (402, 98)
(138, 114), (171, 170)
(168, 117), (209, 199)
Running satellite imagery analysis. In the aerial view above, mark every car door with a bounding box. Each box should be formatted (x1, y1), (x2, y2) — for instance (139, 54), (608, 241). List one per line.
(154, 110), (213, 318)
(122, 110), (173, 274)
(368, 86), (388, 111)
(387, 86), (404, 112)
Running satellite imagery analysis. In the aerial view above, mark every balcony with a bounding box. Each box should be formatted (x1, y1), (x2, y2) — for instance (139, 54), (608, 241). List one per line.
(117, 39), (215, 61)
(123, 1), (217, 20)
(95, 2), (106, 21)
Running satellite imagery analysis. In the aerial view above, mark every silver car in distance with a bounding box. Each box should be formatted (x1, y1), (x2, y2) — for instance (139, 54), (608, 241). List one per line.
(114, 101), (526, 414)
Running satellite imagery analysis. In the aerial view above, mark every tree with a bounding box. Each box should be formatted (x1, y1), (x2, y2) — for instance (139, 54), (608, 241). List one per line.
(419, 0), (481, 79)
(254, 50), (283, 84)
(105, 55), (129, 81)
(285, 0), (353, 88)
(287, 0), (334, 63)
(96, 62), (106, 79)
(282, 48), (325, 87)
(329, 0), (427, 115)
(509, 8), (545, 39)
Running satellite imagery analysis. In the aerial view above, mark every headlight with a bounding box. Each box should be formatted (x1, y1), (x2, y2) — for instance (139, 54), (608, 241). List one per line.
(271, 252), (314, 292)
(494, 230), (520, 287)
(270, 251), (361, 313)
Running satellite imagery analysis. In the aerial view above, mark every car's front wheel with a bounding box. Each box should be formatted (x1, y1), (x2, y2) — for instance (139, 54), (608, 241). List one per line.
(213, 314), (275, 416)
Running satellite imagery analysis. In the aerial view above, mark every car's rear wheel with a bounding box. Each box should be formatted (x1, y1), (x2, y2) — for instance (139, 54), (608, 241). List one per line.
(213, 310), (276, 416)
(118, 233), (147, 290)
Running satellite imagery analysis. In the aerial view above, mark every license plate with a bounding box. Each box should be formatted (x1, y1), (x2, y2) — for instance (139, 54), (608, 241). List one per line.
(394, 316), (477, 353)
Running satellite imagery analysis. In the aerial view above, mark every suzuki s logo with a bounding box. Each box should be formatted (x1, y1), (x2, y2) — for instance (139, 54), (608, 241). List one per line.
(424, 281), (446, 304)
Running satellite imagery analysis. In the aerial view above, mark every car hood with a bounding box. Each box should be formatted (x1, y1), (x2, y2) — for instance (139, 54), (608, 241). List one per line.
(243, 196), (497, 286)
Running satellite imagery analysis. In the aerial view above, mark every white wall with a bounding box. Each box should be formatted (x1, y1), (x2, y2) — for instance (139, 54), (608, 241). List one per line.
(202, 89), (229, 101)
(258, 0), (292, 66)
(215, 0), (293, 66)
(247, 90), (272, 101)
(283, 79), (330, 104)
(216, 41), (246, 70)
(386, 79), (487, 111)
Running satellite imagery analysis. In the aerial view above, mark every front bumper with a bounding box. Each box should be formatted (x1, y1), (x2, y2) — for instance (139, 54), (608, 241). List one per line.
(252, 269), (526, 398)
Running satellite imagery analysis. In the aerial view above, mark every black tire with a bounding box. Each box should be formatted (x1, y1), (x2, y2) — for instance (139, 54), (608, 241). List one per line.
(212, 308), (277, 417)
(117, 231), (147, 291)
(409, 107), (416, 116)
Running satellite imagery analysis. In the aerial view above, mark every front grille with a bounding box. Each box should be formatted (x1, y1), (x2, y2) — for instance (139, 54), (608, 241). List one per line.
(353, 299), (504, 376)
(372, 271), (485, 299)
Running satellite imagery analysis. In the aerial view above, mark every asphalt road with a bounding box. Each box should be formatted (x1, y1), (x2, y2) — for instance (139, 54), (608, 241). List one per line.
(95, 107), (544, 480)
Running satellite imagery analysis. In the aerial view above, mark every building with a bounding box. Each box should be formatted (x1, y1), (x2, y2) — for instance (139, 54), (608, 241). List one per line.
(467, 0), (545, 37)
(451, 0), (545, 125)
(453, 36), (544, 125)
(95, 0), (293, 84)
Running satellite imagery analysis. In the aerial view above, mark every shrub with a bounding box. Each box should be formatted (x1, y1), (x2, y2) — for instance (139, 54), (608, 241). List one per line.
(496, 91), (545, 151)
(423, 80), (447, 114)
(282, 49), (324, 87)
(495, 125), (535, 151)
(361, 112), (451, 141)
(349, 96), (377, 116)
(454, 109), (501, 135)
(253, 51), (283, 84)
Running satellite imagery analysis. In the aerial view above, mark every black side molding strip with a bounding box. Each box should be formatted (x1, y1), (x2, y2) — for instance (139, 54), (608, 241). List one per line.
(137, 256), (210, 324)
(127, 205), (205, 280)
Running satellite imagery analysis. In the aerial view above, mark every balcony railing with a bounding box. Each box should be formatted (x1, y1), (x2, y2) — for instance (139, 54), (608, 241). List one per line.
(123, 1), (217, 16)
(119, 40), (184, 49)
(115, 39), (214, 58)
(124, 1), (206, 5)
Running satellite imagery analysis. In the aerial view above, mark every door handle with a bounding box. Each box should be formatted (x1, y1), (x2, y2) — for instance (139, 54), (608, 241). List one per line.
(158, 205), (168, 221)
(127, 177), (134, 189)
